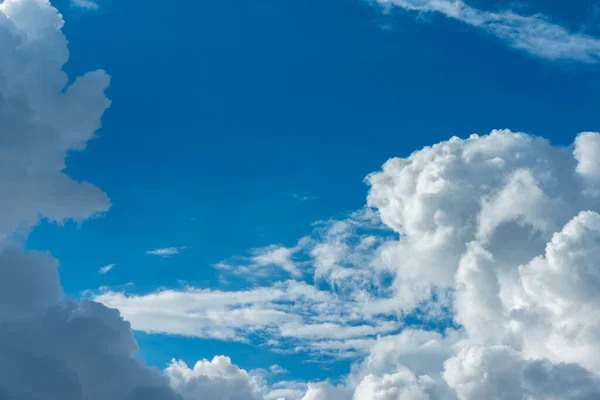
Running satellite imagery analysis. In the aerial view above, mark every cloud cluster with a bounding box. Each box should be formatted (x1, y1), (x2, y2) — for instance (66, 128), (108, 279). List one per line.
(374, 0), (600, 63)
(165, 357), (263, 400)
(7, 0), (600, 399)
(0, 1), (182, 399)
(98, 129), (600, 399)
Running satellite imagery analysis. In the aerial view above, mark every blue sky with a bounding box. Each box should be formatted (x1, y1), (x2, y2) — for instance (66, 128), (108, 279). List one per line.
(20, 0), (600, 396)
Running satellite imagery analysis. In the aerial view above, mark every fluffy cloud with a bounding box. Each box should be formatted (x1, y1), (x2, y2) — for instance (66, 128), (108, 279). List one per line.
(8, 1), (600, 399)
(374, 0), (600, 63)
(444, 345), (600, 400)
(0, 1), (182, 399)
(165, 356), (263, 400)
(97, 129), (600, 398)
(0, 0), (111, 246)
(300, 382), (352, 400)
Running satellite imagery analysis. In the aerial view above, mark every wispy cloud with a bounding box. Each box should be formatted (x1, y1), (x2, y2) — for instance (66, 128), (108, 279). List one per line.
(376, 0), (600, 63)
(70, 0), (99, 10)
(94, 280), (399, 357)
(214, 238), (311, 279)
(98, 263), (115, 274)
(146, 247), (187, 257)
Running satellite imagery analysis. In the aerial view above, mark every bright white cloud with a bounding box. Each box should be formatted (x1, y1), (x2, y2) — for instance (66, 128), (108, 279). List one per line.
(165, 356), (263, 400)
(97, 129), (600, 399)
(146, 246), (187, 257)
(215, 238), (311, 279)
(95, 279), (399, 356)
(375, 0), (600, 63)
(6, 1), (599, 399)
(99, 263), (115, 274)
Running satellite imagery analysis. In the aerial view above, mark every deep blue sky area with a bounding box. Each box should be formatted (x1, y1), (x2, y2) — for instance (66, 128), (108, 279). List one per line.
(28, 0), (600, 380)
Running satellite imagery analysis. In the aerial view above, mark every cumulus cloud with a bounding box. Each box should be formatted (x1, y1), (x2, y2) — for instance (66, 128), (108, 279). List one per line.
(0, 1), (182, 399)
(165, 356), (263, 400)
(0, 0), (111, 246)
(375, 0), (600, 63)
(8, 1), (600, 399)
(444, 345), (600, 400)
(96, 129), (600, 399)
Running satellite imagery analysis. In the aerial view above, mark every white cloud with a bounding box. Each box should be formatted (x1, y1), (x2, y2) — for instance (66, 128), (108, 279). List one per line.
(250, 239), (310, 278)
(165, 356), (263, 400)
(70, 0), (99, 9)
(353, 369), (436, 400)
(0, 1), (183, 399)
(300, 381), (352, 400)
(95, 280), (400, 356)
(146, 246), (187, 257)
(97, 129), (600, 399)
(215, 238), (311, 279)
(444, 345), (600, 400)
(0, 0), (111, 247)
(375, 0), (600, 63)
(5, 1), (600, 399)
(99, 263), (115, 274)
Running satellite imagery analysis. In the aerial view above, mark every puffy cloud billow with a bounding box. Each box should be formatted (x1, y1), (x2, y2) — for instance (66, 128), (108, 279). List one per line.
(5, 0), (600, 399)
(97, 129), (600, 399)
(0, 0), (182, 399)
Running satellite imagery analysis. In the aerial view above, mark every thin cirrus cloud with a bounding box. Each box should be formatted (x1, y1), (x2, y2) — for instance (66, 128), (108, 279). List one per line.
(98, 263), (115, 274)
(375, 0), (600, 63)
(215, 237), (311, 279)
(70, 0), (99, 9)
(146, 246), (187, 257)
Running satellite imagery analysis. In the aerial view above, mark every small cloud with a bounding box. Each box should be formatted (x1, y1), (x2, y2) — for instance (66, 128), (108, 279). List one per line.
(70, 0), (99, 10)
(146, 247), (188, 257)
(98, 263), (115, 274)
(293, 193), (318, 202)
(268, 365), (288, 375)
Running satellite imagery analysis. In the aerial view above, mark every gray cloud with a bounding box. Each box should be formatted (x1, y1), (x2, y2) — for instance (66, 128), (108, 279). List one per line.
(0, 1), (182, 399)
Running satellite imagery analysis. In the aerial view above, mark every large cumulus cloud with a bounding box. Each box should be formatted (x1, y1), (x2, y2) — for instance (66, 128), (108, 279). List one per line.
(92, 129), (600, 399)
(0, 0), (183, 399)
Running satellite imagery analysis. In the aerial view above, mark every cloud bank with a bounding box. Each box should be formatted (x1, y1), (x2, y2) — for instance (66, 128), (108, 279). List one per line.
(99, 130), (600, 399)
(5, 0), (600, 399)
(0, 0), (181, 399)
